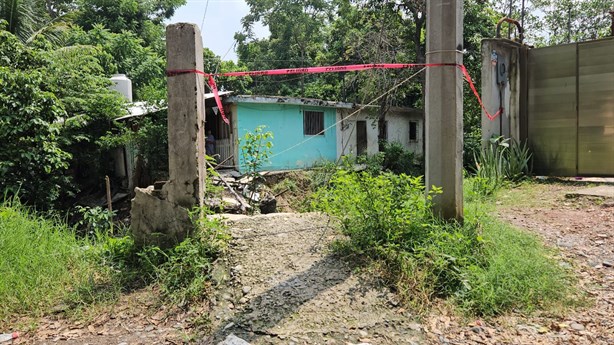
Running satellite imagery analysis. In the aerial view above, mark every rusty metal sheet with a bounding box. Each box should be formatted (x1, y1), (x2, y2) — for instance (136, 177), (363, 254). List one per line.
(527, 44), (578, 176)
(578, 39), (614, 176)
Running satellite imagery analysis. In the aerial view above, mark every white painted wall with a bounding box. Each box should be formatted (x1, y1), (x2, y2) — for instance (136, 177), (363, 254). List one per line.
(336, 109), (379, 158)
(336, 107), (424, 159)
(386, 109), (424, 156)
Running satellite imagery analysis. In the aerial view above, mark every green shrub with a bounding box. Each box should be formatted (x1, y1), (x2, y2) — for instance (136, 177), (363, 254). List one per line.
(381, 141), (422, 176)
(95, 209), (229, 306)
(456, 215), (574, 316)
(472, 136), (532, 196)
(314, 170), (574, 315)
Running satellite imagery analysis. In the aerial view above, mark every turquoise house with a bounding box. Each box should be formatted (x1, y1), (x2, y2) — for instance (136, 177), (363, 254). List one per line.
(205, 94), (423, 172)
(206, 95), (353, 172)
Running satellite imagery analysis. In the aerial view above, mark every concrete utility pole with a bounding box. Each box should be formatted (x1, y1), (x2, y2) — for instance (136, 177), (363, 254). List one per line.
(425, 0), (464, 221)
(165, 23), (206, 210)
(130, 23), (206, 247)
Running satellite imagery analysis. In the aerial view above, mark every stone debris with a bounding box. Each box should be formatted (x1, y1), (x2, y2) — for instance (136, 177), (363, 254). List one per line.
(217, 333), (251, 345)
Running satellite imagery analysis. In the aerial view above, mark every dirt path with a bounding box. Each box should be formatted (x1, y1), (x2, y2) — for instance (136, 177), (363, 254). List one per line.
(206, 212), (424, 345)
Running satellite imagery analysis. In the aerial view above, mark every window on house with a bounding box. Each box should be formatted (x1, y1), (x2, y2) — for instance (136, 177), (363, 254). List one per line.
(409, 121), (418, 142)
(304, 110), (324, 135)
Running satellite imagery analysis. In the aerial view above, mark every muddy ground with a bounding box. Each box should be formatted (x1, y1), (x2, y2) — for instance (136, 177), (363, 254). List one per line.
(15, 181), (614, 345)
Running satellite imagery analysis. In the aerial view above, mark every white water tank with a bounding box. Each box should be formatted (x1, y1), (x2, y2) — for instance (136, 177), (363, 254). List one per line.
(110, 74), (133, 102)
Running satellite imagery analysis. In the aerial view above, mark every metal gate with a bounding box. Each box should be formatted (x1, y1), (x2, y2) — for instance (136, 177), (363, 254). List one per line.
(527, 37), (614, 176)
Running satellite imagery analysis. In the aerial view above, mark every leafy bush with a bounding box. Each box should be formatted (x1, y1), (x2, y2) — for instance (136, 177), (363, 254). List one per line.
(240, 125), (274, 211)
(472, 136), (532, 195)
(313, 169), (574, 315)
(0, 65), (72, 207)
(381, 141), (422, 176)
(75, 205), (116, 236)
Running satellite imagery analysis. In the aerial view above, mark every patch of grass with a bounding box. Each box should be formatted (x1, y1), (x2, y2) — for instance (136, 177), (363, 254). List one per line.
(0, 199), (100, 321)
(93, 210), (229, 307)
(455, 209), (576, 316)
(314, 171), (577, 316)
(0, 198), (229, 325)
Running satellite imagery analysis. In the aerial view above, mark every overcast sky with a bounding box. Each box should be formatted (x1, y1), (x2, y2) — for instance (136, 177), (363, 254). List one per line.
(168, 0), (268, 61)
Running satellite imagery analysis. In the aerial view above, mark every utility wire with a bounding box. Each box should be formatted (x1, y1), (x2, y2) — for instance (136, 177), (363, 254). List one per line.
(200, 0), (210, 30)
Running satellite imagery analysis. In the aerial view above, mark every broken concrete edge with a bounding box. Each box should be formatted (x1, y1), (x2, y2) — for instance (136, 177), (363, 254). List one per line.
(130, 186), (193, 248)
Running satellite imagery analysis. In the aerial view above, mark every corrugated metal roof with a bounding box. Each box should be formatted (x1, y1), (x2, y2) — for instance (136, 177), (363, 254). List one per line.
(205, 90), (233, 99)
(116, 102), (166, 121)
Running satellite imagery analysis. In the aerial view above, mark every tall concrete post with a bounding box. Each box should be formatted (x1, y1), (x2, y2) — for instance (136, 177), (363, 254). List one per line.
(425, 0), (464, 221)
(165, 23), (206, 209)
(130, 23), (206, 247)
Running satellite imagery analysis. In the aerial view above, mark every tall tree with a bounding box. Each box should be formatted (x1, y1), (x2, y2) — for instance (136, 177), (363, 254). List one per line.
(75, 0), (186, 49)
(0, 0), (72, 43)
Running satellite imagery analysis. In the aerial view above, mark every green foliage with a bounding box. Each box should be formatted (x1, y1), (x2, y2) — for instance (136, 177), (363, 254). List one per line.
(66, 24), (166, 100)
(0, 43), (73, 206)
(472, 136), (532, 196)
(0, 26), (127, 207)
(97, 210), (229, 306)
(75, 205), (115, 236)
(75, 0), (186, 49)
(456, 214), (574, 316)
(313, 169), (574, 315)
(381, 141), (422, 176)
(0, 198), (99, 320)
(240, 125), (274, 209)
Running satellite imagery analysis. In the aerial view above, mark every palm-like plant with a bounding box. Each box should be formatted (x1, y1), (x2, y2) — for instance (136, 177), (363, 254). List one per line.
(1, 0), (72, 44)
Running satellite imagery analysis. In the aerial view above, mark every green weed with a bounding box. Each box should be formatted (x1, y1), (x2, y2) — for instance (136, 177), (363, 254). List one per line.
(314, 170), (575, 316)
(0, 199), (100, 320)
(472, 136), (532, 196)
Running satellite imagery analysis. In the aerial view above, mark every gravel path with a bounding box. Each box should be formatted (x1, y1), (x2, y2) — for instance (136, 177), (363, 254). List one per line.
(205, 212), (424, 345)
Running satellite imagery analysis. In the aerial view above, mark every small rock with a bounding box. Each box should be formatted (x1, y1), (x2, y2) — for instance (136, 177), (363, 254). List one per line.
(144, 325), (155, 332)
(407, 323), (421, 331)
(216, 334), (251, 345)
(222, 293), (232, 301)
(242, 286), (252, 295)
(603, 260), (613, 268)
(556, 238), (575, 248)
(232, 265), (243, 274)
(570, 322), (585, 331)
(471, 326), (483, 333)
(239, 297), (248, 304)
(118, 343), (128, 345)
(358, 330), (368, 337)
(223, 322), (235, 330)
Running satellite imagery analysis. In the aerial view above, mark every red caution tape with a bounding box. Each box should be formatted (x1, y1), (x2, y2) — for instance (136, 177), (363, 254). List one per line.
(166, 63), (502, 122)
(457, 64), (503, 121)
(207, 75), (229, 124)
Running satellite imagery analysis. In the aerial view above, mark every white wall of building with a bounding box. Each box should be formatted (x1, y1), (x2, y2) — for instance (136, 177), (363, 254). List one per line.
(336, 107), (424, 159)
(336, 109), (380, 158)
(386, 108), (424, 156)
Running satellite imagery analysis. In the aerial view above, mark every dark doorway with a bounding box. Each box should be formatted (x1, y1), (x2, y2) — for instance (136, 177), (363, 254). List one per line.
(356, 120), (367, 156)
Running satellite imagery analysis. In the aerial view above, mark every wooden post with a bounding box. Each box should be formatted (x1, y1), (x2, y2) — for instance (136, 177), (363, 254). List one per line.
(105, 175), (113, 234)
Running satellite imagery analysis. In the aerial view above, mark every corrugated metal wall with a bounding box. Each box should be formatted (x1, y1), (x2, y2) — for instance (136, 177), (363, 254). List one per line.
(527, 37), (614, 176)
